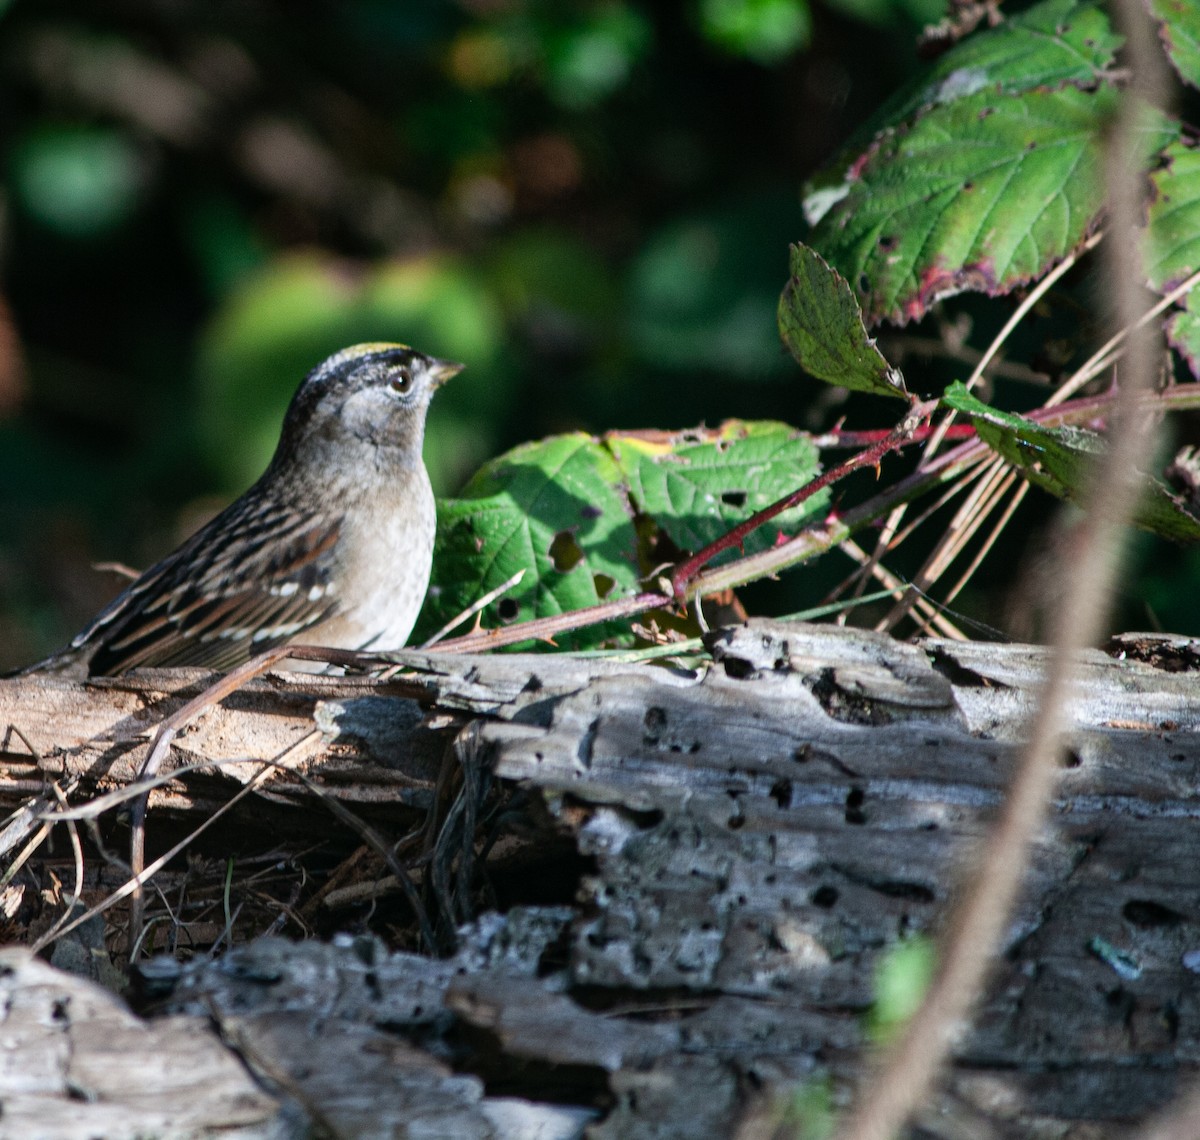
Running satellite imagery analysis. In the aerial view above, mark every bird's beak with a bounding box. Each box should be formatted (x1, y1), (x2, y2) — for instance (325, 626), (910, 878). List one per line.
(429, 358), (465, 387)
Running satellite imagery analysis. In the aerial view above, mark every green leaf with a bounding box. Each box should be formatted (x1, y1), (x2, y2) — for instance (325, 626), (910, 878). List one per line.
(419, 421), (829, 647)
(809, 85), (1122, 326)
(943, 383), (1200, 542)
(868, 935), (936, 1044)
(1147, 0), (1200, 89)
(798, 0), (1162, 327)
(698, 0), (811, 63)
(804, 0), (1122, 225)
(421, 434), (639, 649)
(876, 0), (1119, 127)
(1146, 138), (1200, 377)
(1146, 139), (1200, 292)
(778, 242), (907, 399)
(1166, 306), (1200, 376)
(608, 420), (828, 559)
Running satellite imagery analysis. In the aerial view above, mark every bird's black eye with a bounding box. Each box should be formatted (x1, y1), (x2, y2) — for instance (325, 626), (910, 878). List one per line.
(389, 367), (414, 394)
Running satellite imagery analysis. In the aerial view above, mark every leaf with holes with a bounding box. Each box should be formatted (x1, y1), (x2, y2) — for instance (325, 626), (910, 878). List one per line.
(808, 85), (1125, 327)
(1147, 139), (1200, 291)
(608, 421), (829, 561)
(417, 433), (640, 648)
(778, 242), (907, 399)
(801, 0), (1179, 328)
(943, 383), (1200, 541)
(418, 421), (830, 648)
(1148, 0), (1200, 89)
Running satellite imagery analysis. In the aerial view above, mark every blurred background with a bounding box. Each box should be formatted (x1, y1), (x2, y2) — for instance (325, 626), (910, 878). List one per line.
(2, 0), (1196, 670)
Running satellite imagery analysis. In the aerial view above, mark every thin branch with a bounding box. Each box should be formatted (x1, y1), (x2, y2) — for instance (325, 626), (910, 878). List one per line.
(837, 537), (964, 638)
(1048, 264), (1200, 407)
(671, 405), (932, 600)
(421, 568), (525, 647)
(34, 729), (320, 956)
(874, 457), (1011, 632)
(967, 233), (1105, 395)
(430, 590), (673, 654)
(941, 480), (1029, 608)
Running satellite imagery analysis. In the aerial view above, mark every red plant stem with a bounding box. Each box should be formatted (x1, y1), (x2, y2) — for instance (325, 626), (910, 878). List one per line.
(671, 405), (933, 600)
(814, 422), (976, 449)
(432, 591), (672, 654)
(425, 381), (1200, 655)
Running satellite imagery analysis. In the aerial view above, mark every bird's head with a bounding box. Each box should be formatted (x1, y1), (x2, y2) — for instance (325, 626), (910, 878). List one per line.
(276, 343), (463, 469)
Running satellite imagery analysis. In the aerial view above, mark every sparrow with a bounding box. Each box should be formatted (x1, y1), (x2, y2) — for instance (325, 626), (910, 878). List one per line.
(25, 342), (461, 676)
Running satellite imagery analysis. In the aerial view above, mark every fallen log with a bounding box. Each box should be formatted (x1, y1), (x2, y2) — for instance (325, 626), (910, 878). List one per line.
(2, 619), (1199, 1137)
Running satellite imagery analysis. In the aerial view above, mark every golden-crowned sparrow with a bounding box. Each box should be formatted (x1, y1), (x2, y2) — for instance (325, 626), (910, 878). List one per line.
(26, 342), (461, 676)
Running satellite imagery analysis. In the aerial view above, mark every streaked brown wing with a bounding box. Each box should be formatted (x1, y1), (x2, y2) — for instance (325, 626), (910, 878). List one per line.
(75, 495), (343, 676)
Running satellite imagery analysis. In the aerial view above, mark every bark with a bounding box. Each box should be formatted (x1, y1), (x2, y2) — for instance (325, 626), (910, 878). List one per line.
(2, 619), (1199, 1138)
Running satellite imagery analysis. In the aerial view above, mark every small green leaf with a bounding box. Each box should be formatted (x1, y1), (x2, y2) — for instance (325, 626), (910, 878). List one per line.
(608, 420), (829, 559)
(698, 0), (811, 63)
(778, 242), (907, 398)
(1147, 0), (1200, 89)
(868, 935), (936, 1044)
(943, 383), (1200, 542)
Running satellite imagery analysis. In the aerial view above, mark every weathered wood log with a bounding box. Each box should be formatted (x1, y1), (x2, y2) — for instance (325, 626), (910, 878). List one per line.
(2, 620), (1199, 1137)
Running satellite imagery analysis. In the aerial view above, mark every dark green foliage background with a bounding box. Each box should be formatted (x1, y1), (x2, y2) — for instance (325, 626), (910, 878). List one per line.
(2, 0), (1197, 666)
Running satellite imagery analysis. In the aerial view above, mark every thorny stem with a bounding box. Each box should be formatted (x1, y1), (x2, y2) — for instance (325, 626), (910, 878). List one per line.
(432, 591), (671, 653)
(812, 423), (975, 449)
(430, 379), (1200, 655)
(688, 379), (1200, 602)
(670, 404), (934, 601)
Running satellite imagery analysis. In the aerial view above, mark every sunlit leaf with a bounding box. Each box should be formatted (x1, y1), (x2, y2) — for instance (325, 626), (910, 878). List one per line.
(419, 420), (827, 646)
(421, 434), (639, 649)
(809, 86), (1122, 326)
(801, 0), (1156, 326)
(608, 420), (828, 559)
(869, 0), (1118, 140)
(778, 242), (907, 398)
(943, 383), (1200, 542)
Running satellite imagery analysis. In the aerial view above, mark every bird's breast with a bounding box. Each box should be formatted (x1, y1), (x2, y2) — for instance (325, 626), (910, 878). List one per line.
(303, 469), (436, 655)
